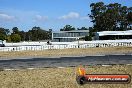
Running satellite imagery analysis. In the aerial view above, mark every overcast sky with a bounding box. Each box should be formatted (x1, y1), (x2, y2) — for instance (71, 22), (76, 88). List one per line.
(0, 0), (131, 31)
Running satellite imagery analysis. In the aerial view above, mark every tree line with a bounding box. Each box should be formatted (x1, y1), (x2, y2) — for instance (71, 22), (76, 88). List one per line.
(0, 27), (52, 42)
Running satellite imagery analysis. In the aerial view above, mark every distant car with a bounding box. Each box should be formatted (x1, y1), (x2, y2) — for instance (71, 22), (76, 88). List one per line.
(0, 44), (5, 47)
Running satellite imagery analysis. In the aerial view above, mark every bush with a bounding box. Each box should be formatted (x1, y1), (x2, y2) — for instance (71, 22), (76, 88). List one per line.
(84, 36), (92, 41)
(6, 35), (11, 42)
(10, 34), (21, 42)
(0, 34), (6, 41)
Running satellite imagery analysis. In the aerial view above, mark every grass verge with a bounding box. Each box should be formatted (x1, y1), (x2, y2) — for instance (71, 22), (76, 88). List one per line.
(0, 65), (132, 88)
(0, 46), (132, 59)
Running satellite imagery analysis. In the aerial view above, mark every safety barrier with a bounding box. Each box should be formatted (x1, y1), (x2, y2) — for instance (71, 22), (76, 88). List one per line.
(0, 42), (132, 52)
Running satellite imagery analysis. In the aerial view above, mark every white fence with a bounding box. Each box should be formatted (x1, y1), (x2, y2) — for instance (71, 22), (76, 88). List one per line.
(5, 41), (73, 46)
(0, 41), (132, 52)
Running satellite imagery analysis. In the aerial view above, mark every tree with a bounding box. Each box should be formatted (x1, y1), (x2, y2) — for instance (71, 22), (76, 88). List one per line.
(127, 7), (132, 30)
(0, 27), (10, 41)
(89, 2), (132, 32)
(77, 27), (89, 30)
(6, 35), (11, 42)
(12, 27), (19, 34)
(19, 31), (26, 41)
(60, 25), (75, 31)
(0, 34), (6, 41)
(85, 36), (92, 41)
(0, 27), (7, 35)
(10, 34), (21, 42)
(5, 29), (10, 35)
(28, 26), (49, 41)
(80, 35), (92, 41)
(89, 2), (106, 31)
(119, 6), (128, 31)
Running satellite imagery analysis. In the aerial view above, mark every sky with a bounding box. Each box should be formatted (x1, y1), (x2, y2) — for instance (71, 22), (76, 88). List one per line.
(0, 0), (132, 31)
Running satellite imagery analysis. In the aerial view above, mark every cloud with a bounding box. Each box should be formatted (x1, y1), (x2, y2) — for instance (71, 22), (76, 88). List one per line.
(0, 8), (41, 24)
(0, 13), (15, 21)
(81, 16), (90, 20)
(34, 15), (48, 22)
(59, 12), (80, 20)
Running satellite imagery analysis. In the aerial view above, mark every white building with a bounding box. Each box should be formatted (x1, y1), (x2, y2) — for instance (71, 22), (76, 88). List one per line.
(52, 30), (89, 42)
(94, 30), (132, 40)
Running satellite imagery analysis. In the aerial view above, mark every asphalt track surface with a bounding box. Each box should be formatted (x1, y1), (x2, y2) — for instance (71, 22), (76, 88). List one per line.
(0, 55), (132, 69)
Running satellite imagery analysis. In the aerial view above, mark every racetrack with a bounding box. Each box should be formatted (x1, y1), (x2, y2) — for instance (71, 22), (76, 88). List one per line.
(0, 55), (132, 69)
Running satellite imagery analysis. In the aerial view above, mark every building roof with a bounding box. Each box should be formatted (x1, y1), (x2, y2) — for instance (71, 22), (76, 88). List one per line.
(53, 30), (89, 33)
(97, 30), (132, 36)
